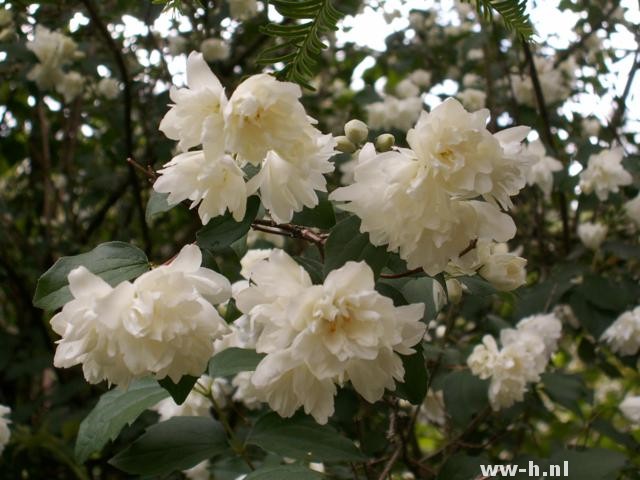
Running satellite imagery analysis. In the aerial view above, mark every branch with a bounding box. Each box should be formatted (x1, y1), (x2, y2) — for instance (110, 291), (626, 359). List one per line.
(251, 219), (327, 259)
(521, 40), (570, 255)
(81, 0), (151, 253)
(608, 44), (640, 135)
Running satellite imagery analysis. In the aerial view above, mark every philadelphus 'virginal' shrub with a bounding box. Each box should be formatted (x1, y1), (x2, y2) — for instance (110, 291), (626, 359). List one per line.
(155, 52), (336, 224)
(0, 405), (10, 455)
(331, 98), (532, 276)
(51, 245), (231, 385)
(232, 249), (426, 424)
(600, 306), (640, 356)
(468, 313), (562, 410)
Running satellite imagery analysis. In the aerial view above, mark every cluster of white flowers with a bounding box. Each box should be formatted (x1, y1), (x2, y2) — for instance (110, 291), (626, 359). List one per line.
(226, 249), (425, 424)
(26, 25), (85, 101)
(577, 221), (608, 250)
(456, 88), (486, 110)
(228, 0), (259, 20)
(579, 147), (631, 200)
(154, 52), (336, 224)
(511, 56), (575, 107)
(50, 245), (231, 386)
(468, 313), (562, 410)
(332, 98), (533, 276)
(419, 389), (446, 426)
(447, 240), (527, 292)
(0, 405), (10, 455)
(523, 139), (563, 198)
(625, 193), (640, 228)
(601, 306), (640, 356)
(619, 395), (640, 424)
(97, 77), (120, 100)
(366, 95), (423, 132)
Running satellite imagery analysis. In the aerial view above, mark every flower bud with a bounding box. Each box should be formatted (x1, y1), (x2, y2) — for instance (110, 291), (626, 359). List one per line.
(375, 133), (395, 152)
(479, 254), (527, 292)
(445, 278), (463, 304)
(344, 119), (368, 145)
(335, 135), (357, 154)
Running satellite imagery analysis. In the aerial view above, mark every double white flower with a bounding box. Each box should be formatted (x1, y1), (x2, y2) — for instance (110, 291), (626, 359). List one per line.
(232, 249), (426, 424)
(51, 245), (231, 386)
(579, 147), (631, 201)
(601, 306), (640, 356)
(331, 98), (532, 276)
(154, 52), (336, 224)
(468, 313), (562, 410)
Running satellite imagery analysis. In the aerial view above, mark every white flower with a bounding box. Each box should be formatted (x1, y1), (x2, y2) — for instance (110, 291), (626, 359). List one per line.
(462, 73), (481, 88)
(468, 313), (561, 411)
(579, 148), (631, 200)
(154, 150), (247, 223)
(468, 48), (483, 61)
(159, 52), (227, 153)
(26, 26), (78, 89)
(625, 194), (640, 228)
(234, 251), (426, 423)
(409, 69), (431, 88)
(97, 77), (120, 99)
(511, 56), (574, 107)
(479, 253), (527, 291)
(228, 0), (259, 20)
(407, 98), (532, 209)
(619, 395), (640, 424)
(0, 405), (10, 455)
(366, 96), (423, 131)
(456, 88), (486, 111)
(57, 71), (84, 102)
(232, 371), (263, 409)
(577, 221), (608, 250)
(524, 140), (563, 198)
(395, 79), (420, 99)
(167, 35), (187, 56)
(51, 245), (231, 386)
(154, 375), (229, 421)
(331, 141), (518, 276)
(240, 249), (273, 279)
(200, 38), (230, 62)
(601, 307), (640, 356)
(184, 460), (211, 480)
(419, 390), (445, 425)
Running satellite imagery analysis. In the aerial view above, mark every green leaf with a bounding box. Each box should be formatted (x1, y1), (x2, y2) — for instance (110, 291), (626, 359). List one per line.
(158, 375), (199, 405)
(247, 412), (365, 462)
(442, 371), (489, 427)
(196, 196), (260, 252)
(548, 448), (627, 480)
(109, 417), (228, 475)
(257, 0), (345, 89)
(464, 0), (533, 39)
(292, 192), (336, 229)
(293, 256), (324, 284)
(395, 344), (428, 405)
(208, 348), (265, 377)
(145, 190), (172, 223)
(34, 242), (150, 311)
(400, 277), (440, 321)
(75, 378), (169, 463)
(569, 293), (615, 338)
(578, 274), (636, 312)
(323, 215), (388, 278)
(459, 275), (498, 296)
(244, 465), (324, 480)
(438, 453), (490, 480)
(541, 372), (590, 415)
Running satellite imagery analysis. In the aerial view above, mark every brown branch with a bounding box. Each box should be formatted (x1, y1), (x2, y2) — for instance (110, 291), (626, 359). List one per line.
(81, 0), (151, 254)
(608, 45), (640, 135)
(251, 219), (327, 259)
(521, 40), (571, 255)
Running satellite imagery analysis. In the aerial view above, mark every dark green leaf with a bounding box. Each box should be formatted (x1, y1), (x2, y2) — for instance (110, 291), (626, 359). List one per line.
(442, 371), (489, 427)
(323, 215), (388, 278)
(158, 375), (199, 405)
(208, 348), (265, 377)
(548, 448), (627, 480)
(400, 277), (440, 321)
(75, 378), (169, 463)
(145, 191), (172, 223)
(34, 242), (150, 311)
(395, 344), (428, 405)
(244, 465), (324, 480)
(196, 196), (260, 252)
(247, 412), (365, 462)
(541, 372), (590, 415)
(109, 417), (228, 475)
(292, 192), (336, 229)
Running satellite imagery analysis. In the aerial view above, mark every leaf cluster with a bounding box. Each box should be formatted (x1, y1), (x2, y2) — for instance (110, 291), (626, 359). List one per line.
(463, 0), (534, 38)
